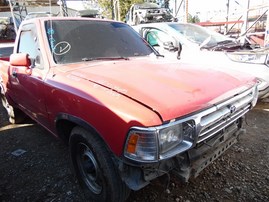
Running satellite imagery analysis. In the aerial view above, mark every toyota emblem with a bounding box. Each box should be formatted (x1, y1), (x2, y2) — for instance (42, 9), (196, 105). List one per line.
(229, 105), (236, 114)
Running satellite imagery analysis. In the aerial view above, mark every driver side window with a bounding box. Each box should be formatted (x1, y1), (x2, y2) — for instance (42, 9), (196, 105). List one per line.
(146, 31), (158, 46)
(146, 29), (176, 47)
(18, 24), (43, 69)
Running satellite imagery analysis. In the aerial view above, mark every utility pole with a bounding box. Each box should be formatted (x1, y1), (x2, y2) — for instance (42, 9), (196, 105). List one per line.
(8, 0), (18, 33)
(113, 0), (120, 21)
(185, 0), (188, 23)
(265, 10), (269, 47)
(174, 0), (177, 17)
(117, 0), (121, 21)
(225, 0), (229, 34)
(240, 0), (250, 44)
(111, 0), (114, 20)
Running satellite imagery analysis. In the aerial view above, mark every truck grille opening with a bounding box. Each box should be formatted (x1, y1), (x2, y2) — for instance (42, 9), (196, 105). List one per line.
(196, 87), (255, 144)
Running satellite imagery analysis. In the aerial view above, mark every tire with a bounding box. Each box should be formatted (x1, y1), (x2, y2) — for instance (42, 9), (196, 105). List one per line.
(1, 94), (25, 124)
(69, 126), (130, 202)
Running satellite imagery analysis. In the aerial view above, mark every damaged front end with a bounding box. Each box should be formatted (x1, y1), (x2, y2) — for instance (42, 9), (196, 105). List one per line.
(120, 85), (258, 191)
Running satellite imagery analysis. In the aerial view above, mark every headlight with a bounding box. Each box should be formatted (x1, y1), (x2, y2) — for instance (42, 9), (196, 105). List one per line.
(159, 123), (182, 153)
(124, 128), (158, 162)
(226, 52), (267, 64)
(124, 120), (195, 162)
(251, 84), (259, 107)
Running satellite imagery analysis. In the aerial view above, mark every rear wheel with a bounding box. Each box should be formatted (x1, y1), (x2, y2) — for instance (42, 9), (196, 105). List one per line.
(69, 126), (130, 202)
(1, 94), (25, 124)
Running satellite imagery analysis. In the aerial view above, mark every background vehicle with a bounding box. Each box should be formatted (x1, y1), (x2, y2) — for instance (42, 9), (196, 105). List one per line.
(126, 2), (174, 25)
(0, 17), (19, 41)
(75, 9), (103, 18)
(0, 17), (258, 202)
(0, 42), (13, 61)
(133, 22), (269, 99)
(25, 12), (56, 20)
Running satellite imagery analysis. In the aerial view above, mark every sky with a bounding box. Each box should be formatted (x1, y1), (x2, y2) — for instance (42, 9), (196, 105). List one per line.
(176, 0), (268, 21)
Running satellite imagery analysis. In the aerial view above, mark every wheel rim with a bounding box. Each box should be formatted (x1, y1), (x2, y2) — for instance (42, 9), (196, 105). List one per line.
(76, 142), (102, 194)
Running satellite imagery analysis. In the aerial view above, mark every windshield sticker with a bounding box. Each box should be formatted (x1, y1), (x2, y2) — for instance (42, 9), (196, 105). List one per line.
(47, 28), (55, 51)
(53, 41), (71, 55)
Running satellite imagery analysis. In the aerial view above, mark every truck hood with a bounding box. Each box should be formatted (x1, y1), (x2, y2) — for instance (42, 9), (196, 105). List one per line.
(59, 58), (254, 121)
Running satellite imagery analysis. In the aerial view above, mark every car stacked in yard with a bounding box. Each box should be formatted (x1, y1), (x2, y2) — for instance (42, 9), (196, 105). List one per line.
(126, 2), (174, 25)
(133, 22), (269, 100)
(0, 17), (258, 202)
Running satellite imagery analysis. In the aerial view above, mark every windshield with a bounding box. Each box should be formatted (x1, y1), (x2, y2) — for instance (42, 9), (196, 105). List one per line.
(135, 3), (160, 9)
(169, 23), (233, 47)
(45, 20), (153, 64)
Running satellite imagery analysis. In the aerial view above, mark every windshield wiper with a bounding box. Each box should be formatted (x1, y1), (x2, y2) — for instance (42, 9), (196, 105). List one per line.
(217, 40), (234, 45)
(199, 35), (212, 49)
(203, 40), (239, 51)
(155, 53), (164, 58)
(82, 56), (129, 61)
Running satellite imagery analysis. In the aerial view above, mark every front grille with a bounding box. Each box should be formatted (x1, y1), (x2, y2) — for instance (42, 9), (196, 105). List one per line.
(148, 9), (160, 13)
(196, 87), (255, 144)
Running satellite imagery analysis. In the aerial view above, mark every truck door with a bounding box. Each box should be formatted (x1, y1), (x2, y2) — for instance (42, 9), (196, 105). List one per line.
(9, 23), (49, 124)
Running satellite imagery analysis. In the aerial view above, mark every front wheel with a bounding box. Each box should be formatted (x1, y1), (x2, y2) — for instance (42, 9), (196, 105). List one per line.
(69, 126), (130, 202)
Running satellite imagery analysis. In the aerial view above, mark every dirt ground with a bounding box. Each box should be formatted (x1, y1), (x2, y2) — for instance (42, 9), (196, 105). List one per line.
(0, 101), (268, 202)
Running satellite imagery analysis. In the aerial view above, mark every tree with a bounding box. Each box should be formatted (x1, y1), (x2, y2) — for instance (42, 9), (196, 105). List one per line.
(98, 0), (144, 21)
(119, 0), (144, 21)
(187, 14), (200, 23)
(98, 0), (114, 19)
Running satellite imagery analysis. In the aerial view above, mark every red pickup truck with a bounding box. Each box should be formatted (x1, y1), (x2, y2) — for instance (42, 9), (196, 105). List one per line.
(0, 17), (258, 202)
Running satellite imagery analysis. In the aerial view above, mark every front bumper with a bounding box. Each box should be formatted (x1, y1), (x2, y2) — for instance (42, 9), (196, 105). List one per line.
(121, 117), (245, 191)
(173, 120), (245, 181)
(258, 85), (269, 99)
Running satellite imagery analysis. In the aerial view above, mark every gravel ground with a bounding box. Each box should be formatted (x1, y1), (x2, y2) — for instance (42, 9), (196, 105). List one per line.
(0, 101), (268, 202)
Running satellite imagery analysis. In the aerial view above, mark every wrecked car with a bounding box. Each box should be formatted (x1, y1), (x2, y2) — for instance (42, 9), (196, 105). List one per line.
(126, 2), (174, 25)
(133, 22), (269, 99)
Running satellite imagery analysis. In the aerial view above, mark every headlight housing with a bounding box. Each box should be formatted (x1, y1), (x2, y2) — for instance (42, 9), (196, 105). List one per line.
(124, 120), (195, 162)
(251, 83), (259, 108)
(226, 52), (268, 64)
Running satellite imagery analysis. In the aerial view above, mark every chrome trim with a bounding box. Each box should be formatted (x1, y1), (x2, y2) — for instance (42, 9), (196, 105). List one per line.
(196, 86), (255, 143)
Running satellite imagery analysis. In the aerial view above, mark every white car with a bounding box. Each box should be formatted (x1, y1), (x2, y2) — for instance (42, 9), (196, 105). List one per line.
(133, 22), (269, 99)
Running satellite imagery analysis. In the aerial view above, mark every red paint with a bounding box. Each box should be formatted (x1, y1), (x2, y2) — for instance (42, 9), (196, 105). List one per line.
(0, 18), (256, 156)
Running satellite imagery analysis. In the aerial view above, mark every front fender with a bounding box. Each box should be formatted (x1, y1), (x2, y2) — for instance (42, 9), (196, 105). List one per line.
(55, 113), (109, 150)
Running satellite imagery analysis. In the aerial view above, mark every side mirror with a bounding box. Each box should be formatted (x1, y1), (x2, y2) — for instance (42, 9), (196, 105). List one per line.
(10, 53), (31, 67)
(163, 41), (177, 51)
(177, 43), (182, 60)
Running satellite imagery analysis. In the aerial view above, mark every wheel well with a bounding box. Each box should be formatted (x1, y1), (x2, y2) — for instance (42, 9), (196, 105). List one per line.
(55, 113), (104, 147)
(56, 119), (76, 145)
